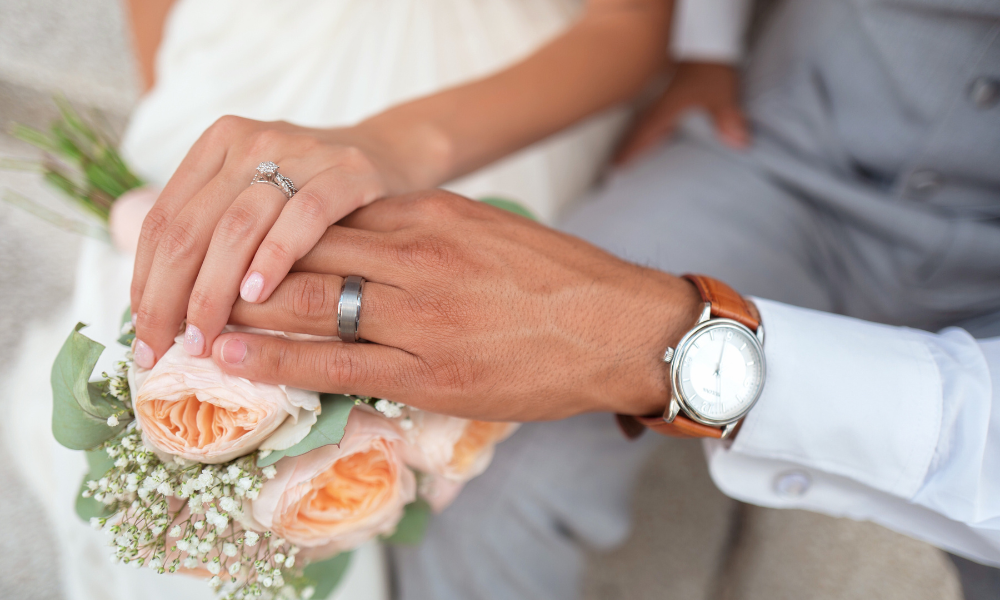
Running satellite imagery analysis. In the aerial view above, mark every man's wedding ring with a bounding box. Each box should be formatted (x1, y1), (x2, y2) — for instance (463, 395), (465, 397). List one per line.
(338, 276), (365, 343)
(250, 161), (298, 199)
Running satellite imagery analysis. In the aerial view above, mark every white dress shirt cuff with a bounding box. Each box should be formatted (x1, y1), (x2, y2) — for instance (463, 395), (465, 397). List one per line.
(670, 0), (753, 63)
(708, 298), (942, 500)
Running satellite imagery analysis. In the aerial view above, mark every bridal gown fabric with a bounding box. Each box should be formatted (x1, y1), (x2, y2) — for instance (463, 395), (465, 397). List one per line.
(1, 1), (627, 600)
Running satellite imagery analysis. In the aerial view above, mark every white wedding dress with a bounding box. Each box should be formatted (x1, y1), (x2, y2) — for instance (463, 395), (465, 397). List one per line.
(2, 1), (627, 600)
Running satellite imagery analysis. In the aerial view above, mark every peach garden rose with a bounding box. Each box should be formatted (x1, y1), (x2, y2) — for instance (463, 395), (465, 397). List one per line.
(250, 408), (416, 554)
(399, 411), (517, 483)
(130, 340), (320, 464)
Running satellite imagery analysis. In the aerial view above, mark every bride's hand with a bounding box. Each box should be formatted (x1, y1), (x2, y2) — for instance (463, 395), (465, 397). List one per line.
(208, 191), (702, 422)
(130, 117), (415, 367)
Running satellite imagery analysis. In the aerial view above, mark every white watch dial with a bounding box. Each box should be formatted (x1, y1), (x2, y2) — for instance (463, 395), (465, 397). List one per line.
(676, 323), (764, 423)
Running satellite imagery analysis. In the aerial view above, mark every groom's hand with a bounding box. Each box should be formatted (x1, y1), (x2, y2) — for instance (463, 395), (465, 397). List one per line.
(212, 191), (701, 422)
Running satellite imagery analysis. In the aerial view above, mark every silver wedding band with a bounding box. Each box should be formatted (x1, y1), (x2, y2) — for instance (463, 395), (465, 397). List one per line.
(338, 275), (365, 343)
(250, 161), (298, 199)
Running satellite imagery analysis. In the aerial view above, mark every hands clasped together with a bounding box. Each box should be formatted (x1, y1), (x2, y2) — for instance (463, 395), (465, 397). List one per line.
(128, 120), (702, 422)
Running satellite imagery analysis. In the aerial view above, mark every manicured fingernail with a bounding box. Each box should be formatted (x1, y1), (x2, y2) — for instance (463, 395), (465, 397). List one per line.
(183, 324), (204, 355)
(134, 339), (154, 368)
(222, 339), (247, 364)
(241, 272), (264, 303)
(131, 313), (137, 326)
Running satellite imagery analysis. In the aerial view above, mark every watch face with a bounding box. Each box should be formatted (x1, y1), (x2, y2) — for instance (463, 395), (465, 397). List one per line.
(674, 322), (764, 424)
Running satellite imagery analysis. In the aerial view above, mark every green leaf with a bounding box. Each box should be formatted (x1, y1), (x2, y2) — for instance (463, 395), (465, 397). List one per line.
(382, 499), (431, 545)
(51, 323), (129, 450)
(479, 196), (537, 221)
(257, 394), (355, 467)
(117, 305), (134, 347)
(75, 448), (115, 521)
(302, 551), (352, 599)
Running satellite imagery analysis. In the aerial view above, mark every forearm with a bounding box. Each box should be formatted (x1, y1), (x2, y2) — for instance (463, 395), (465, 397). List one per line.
(351, 0), (673, 191)
(124, 0), (177, 92)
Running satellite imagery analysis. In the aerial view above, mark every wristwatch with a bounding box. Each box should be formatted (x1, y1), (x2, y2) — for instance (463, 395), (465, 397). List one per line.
(618, 274), (766, 440)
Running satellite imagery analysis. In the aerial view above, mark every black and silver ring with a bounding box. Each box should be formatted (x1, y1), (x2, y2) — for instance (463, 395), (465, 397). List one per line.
(337, 275), (365, 343)
(250, 161), (298, 199)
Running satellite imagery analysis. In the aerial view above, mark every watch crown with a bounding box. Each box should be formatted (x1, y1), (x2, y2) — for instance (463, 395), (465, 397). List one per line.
(663, 347), (675, 363)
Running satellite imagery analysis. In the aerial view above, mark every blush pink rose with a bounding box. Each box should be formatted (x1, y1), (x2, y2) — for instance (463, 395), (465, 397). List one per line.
(131, 342), (320, 464)
(250, 408), (416, 555)
(400, 411), (518, 483)
(109, 186), (159, 255)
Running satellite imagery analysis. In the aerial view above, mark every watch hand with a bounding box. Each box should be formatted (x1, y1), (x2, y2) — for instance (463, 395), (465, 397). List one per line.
(715, 341), (726, 399)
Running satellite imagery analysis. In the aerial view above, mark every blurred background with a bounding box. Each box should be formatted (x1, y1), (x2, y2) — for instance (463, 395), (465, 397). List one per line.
(0, 1), (964, 599)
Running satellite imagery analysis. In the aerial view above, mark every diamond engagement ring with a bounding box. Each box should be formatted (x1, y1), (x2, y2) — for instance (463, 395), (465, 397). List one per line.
(338, 276), (365, 343)
(250, 161), (298, 199)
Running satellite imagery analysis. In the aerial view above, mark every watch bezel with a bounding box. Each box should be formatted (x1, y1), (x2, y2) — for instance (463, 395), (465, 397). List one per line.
(670, 317), (766, 427)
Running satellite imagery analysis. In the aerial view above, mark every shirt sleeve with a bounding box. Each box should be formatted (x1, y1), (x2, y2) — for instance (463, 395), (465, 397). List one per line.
(670, 0), (753, 63)
(704, 299), (1000, 567)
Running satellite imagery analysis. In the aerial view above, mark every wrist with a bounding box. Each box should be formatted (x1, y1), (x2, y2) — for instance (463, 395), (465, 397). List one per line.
(604, 271), (702, 417)
(348, 110), (456, 193)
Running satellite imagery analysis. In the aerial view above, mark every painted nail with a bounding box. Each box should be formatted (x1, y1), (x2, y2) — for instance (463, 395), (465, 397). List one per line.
(222, 339), (247, 364)
(134, 339), (155, 368)
(240, 272), (264, 303)
(184, 324), (204, 355)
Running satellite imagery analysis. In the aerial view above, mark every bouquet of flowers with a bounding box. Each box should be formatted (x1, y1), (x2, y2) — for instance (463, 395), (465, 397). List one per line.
(52, 315), (515, 599)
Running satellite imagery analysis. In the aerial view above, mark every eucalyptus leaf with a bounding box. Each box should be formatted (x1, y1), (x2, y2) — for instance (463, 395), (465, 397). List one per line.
(75, 448), (115, 521)
(480, 196), (537, 221)
(257, 394), (354, 467)
(51, 323), (129, 450)
(302, 551), (352, 599)
(382, 499), (431, 545)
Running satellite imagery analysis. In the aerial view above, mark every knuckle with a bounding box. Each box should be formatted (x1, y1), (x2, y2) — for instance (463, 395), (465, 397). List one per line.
(158, 221), (200, 263)
(427, 351), (478, 393)
(214, 204), (259, 244)
(129, 280), (144, 305)
(337, 145), (375, 172)
(322, 346), (364, 390)
(138, 206), (172, 250)
(187, 286), (217, 319)
(248, 128), (284, 155)
(134, 304), (169, 337)
(285, 275), (333, 320)
(206, 115), (246, 142)
(257, 236), (296, 264)
(414, 191), (465, 219)
(391, 233), (459, 271)
(288, 189), (328, 221)
(263, 342), (292, 378)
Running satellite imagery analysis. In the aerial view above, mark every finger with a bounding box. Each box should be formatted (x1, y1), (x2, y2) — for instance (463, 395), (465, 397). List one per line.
(228, 272), (406, 347)
(131, 116), (244, 318)
(242, 161), (385, 305)
(182, 183), (290, 357)
(211, 332), (423, 399)
(290, 225), (405, 280)
(711, 106), (751, 149)
(613, 104), (683, 166)
(338, 190), (488, 232)
(133, 169), (250, 366)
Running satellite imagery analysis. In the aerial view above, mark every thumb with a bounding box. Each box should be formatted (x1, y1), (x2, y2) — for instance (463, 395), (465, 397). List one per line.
(711, 106), (751, 150)
(614, 103), (684, 166)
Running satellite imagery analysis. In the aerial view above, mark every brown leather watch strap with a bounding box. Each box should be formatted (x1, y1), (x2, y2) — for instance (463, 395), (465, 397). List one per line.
(683, 274), (759, 331)
(638, 414), (724, 438)
(616, 274), (758, 440)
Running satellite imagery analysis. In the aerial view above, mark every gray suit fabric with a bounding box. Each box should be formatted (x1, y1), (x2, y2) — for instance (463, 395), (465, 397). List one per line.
(391, 1), (1000, 598)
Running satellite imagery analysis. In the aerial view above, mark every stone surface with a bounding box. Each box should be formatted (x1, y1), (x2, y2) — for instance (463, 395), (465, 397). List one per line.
(0, 2), (968, 600)
(720, 507), (962, 600)
(581, 438), (739, 600)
